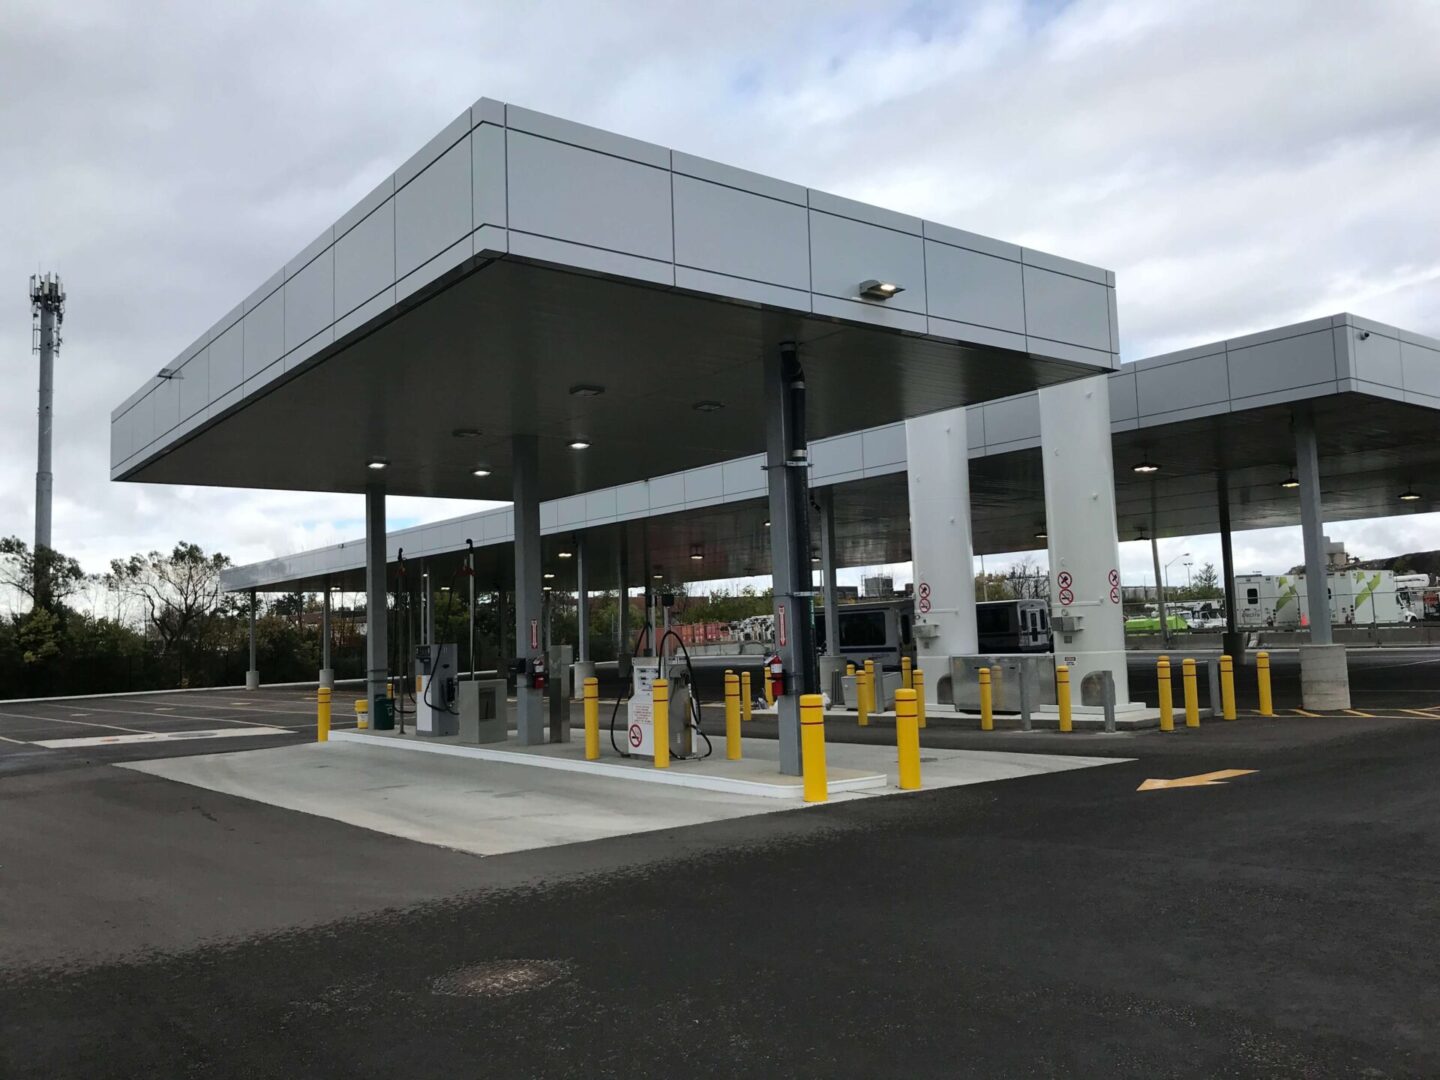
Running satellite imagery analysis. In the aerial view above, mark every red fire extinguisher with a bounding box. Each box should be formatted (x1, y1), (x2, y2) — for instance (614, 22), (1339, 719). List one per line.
(531, 654), (547, 693)
(767, 653), (784, 700)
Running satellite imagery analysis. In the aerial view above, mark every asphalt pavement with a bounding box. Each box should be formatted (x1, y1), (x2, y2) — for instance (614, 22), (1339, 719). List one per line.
(2, 664), (1439, 1077)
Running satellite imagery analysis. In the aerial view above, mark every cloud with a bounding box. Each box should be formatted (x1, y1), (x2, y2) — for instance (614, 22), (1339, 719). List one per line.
(1, 0), (1437, 583)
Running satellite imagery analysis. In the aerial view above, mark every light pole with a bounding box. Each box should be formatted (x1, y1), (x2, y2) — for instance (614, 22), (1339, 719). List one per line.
(1164, 551), (1191, 606)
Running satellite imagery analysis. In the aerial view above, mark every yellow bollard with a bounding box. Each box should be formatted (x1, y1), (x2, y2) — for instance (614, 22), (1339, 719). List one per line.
(1220, 655), (1237, 721)
(764, 668), (775, 709)
(1056, 664), (1072, 733)
(583, 676), (600, 760)
(653, 677), (670, 768)
(864, 659), (877, 712)
(800, 693), (828, 803)
(387, 681), (394, 699)
(724, 671), (742, 760)
(1183, 658), (1200, 727)
(317, 686), (331, 742)
(1157, 657), (1174, 732)
(914, 667), (927, 729)
(901, 655), (913, 691)
(856, 667), (870, 727)
(896, 688), (921, 790)
(979, 667), (994, 731)
(846, 663), (856, 677)
(1256, 651), (1274, 717)
(355, 698), (369, 730)
(741, 670), (752, 722)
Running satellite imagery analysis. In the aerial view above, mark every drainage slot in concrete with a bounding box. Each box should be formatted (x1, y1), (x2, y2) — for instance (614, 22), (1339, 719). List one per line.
(431, 959), (572, 999)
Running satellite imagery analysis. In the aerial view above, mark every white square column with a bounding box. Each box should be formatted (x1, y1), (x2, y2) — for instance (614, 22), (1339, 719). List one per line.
(1039, 376), (1139, 711)
(905, 408), (978, 704)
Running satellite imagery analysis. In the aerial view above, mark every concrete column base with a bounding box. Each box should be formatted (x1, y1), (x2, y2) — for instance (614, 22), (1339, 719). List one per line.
(318, 668), (335, 690)
(245, 670), (260, 691)
(1221, 631), (1247, 663)
(570, 661), (596, 698)
(1300, 644), (1350, 711)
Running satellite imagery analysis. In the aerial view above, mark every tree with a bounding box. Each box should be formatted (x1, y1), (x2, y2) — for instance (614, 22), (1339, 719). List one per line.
(1188, 561), (1222, 600)
(0, 536), (84, 612)
(105, 543), (236, 684)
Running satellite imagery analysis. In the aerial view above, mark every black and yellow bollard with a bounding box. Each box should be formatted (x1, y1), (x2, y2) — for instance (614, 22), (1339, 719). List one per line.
(724, 670), (742, 760)
(653, 677), (670, 768)
(354, 697), (369, 731)
(901, 655), (913, 691)
(741, 670), (753, 722)
(1056, 664), (1072, 733)
(1219, 655), (1237, 721)
(864, 659), (878, 714)
(1256, 650), (1274, 717)
(800, 693), (828, 803)
(896, 688), (921, 790)
(317, 686), (331, 742)
(1157, 657), (1174, 732)
(1182, 658), (1200, 727)
(856, 666), (870, 727)
(584, 676), (600, 760)
(914, 667), (927, 729)
(979, 667), (994, 731)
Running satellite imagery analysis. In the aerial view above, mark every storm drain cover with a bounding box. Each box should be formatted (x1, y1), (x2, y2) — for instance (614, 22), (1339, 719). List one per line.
(431, 959), (572, 999)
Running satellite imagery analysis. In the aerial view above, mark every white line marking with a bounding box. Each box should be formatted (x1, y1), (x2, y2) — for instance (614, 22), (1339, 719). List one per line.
(0, 733), (31, 744)
(19, 700), (309, 730)
(0, 710), (150, 733)
(33, 727), (295, 749)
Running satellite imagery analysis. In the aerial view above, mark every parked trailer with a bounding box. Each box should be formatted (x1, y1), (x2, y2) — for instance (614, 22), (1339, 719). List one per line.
(1236, 569), (1416, 628)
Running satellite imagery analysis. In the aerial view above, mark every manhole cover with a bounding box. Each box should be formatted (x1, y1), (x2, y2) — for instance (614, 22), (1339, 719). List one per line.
(431, 959), (572, 999)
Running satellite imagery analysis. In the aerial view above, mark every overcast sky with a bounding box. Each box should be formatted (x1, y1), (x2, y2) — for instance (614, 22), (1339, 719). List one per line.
(3, 0), (1439, 599)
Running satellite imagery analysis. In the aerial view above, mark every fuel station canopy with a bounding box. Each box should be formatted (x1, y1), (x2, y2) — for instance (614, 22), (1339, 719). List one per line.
(111, 98), (1119, 503)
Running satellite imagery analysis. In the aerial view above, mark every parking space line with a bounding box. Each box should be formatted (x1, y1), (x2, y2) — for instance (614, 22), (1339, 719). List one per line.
(0, 710), (150, 734)
(1345, 709), (1376, 718)
(28, 700), (312, 730)
(1291, 708), (1321, 717)
(0, 733), (31, 744)
(1402, 709), (1440, 718)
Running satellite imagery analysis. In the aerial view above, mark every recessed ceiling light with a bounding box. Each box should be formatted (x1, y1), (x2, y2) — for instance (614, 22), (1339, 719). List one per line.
(471, 467), (491, 478)
(439, 586), (451, 592)
(653, 572), (664, 580)
(763, 520), (771, 528)
(811, 555), (821, 563)
(569, 384), (605, 397)
(543, 572), (555, 579)
(1035, 531), (1048, 541)
(1132, 461), (1160, 474)
(568, 440), (591, 450)
(452, 428), (482, 438)
(1399, 489), (1422, 501)
(693, 400), (724, 412)
(367, 458), (388, 470)
(1280, 474), (1299, 489)
(557, 551), (573, 559)
(859, 279), (904, 300)
(690, 553), (704, 561)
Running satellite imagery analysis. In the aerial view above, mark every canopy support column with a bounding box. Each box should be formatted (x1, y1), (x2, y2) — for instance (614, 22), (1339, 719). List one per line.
(513, 434), (545, 743)
(1218, 473), (1242, 659)
(319, 576), (333, 689)
(766, 340), (817, 776)
(245, 589), (259, 690)
(364, 484), (388, 709)
(817, 488), (843, 701)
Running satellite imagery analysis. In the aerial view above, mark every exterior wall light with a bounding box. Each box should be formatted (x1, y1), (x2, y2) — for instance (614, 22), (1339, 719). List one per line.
(859, 279), (904, 300)
(1132, 461), (1160, 474)
(763, 520), (771, 528)
(1399, 489), (1422, 501)
(568, 440), (591, 450)
(690, 544), (704, 561)
(1035, 531), (1048, 541)
(471, 467), (491, 478)
(1280, 475), (1300, 489)
(569, 384), (605, 397)
(367, 458), (388, 470)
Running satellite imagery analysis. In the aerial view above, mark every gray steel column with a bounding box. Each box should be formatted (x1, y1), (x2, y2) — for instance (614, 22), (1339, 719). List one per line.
(1217, 473), (1242, 657)
(617, 529), (631, 658)
(765, 340), (816, 776)
(1149, 531), (1168, 650)
(364, 484), (389, 706)
(513, 434), (545, 743)
(467, 546), (476, 677)
(575, 534), (590, 663)
(421, 561), (433, 647)
(819, 489), (840, 655)
(1294, 409), (1332, 644)
(321, 576), (332, 673)
(246, 589), (258, 689)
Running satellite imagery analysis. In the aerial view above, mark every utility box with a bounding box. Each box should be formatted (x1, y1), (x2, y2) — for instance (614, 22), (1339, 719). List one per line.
(950, 654), (1057, 713)
(458, 678), (507, 744)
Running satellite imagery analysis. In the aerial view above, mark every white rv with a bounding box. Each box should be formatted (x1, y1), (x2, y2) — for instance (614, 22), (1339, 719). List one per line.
(1235, 574), (1303, 629)
(1235, 569), (1416, 628)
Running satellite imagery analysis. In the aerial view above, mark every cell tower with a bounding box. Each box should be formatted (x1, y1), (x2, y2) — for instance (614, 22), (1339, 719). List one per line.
(30, 273), (65, 558)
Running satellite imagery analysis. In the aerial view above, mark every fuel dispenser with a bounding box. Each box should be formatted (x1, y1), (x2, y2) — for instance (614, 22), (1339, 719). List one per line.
(624, 656), (695, 760)
(415, 642), (459, 737)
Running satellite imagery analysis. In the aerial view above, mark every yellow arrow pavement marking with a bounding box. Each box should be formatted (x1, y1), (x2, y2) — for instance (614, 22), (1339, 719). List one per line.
(1137, 769), (1257, 791)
